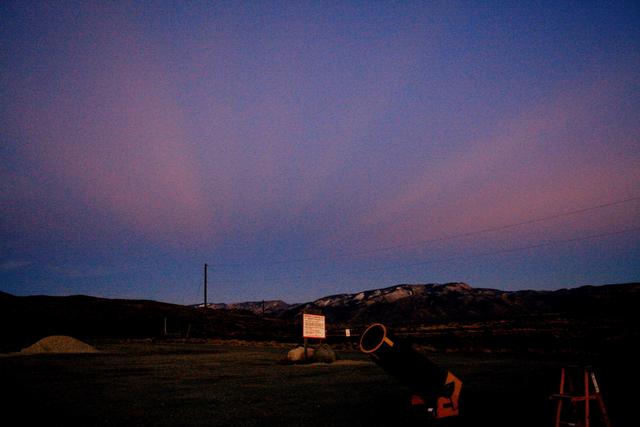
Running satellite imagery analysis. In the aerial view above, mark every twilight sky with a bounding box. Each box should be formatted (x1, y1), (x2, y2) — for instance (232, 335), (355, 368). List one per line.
(1, 1), (639, 304)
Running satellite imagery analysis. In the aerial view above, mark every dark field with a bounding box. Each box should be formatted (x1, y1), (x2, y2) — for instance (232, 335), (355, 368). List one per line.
(2, 341), (632, 427)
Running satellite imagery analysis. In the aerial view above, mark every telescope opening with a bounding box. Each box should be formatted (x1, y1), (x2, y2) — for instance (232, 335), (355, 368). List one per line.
(360, 323), (387, 353)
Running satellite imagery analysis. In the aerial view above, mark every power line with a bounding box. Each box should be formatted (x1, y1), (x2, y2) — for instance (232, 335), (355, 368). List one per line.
(216, 226), (640, 284)
(209, 195), (640, 268)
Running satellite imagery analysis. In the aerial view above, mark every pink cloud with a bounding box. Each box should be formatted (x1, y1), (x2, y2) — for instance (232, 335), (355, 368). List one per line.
(6, 5), (213, 244)
(334, 69), (640, 252)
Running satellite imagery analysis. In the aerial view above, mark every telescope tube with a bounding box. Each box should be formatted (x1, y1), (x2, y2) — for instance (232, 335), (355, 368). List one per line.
(360, 323), (462, 418)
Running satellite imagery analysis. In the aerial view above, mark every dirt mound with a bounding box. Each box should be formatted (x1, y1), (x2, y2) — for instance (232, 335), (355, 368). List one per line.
(20, 335), (97, 354)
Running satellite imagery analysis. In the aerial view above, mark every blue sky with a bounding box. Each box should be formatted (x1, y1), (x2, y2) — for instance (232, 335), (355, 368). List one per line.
(1, 1), (639, 304)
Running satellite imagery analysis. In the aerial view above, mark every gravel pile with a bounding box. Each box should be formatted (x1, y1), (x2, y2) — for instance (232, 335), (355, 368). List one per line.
(20, 335), (98, 354)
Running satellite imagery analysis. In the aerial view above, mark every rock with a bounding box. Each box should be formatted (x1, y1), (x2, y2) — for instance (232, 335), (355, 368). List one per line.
(314, 344), (336, 363)
(287, 346), (314, 362)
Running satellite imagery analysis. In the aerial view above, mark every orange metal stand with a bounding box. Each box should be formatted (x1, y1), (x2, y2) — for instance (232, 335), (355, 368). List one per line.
(550, 366), (611, 427)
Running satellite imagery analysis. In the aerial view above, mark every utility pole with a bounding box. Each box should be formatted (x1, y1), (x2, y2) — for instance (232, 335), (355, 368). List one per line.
(204, 263), (208, 309)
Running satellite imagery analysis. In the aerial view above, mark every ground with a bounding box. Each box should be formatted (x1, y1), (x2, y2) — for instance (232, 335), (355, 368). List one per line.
(0, 341), (627, 426)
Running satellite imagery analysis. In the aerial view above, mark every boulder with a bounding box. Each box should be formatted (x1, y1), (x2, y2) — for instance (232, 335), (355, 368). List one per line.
(287, 346), (314, 363)
(314, 344), (336, 363)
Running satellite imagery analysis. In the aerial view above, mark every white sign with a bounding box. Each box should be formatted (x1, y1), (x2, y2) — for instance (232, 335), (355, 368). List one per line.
(345, 328), (351, 337)
(302, 313), (326, 339)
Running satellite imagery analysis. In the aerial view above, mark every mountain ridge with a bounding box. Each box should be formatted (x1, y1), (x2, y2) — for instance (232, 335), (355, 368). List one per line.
(207, 282), (640, 325)
(2, 282), (638, 353)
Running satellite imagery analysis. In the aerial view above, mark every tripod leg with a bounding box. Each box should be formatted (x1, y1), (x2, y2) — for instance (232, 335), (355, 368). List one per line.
(555, 368), (565, 427)
(584, 369), (590, 427)
(590, 371), (612, 427)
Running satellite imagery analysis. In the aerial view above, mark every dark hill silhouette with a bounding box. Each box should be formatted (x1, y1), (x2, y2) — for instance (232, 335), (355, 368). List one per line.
(0, 293), (295, 353)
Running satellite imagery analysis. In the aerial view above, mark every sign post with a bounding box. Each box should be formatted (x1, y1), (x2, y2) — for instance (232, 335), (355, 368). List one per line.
(302, 313), (326, 361)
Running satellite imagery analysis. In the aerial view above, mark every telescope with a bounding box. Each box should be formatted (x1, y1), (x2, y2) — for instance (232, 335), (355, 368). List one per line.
(359, 323), (462, 418)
